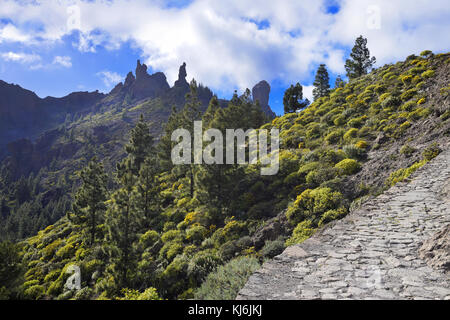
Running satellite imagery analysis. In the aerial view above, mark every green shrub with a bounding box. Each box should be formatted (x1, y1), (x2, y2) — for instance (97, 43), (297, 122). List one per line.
(43, 239), (63, 260)
(333, 115), (346, 126)
(140, 230), (159, 247)
(400, 88), (418, 101)
(286, 187), (344, 225)
(407, 107), (431, 121)
(260, 237), (285, 259)
(194, 256), (260, 300)
(285, 220), (316, 246)
(400, 75), (413, 86)
(401, 101), (416, 112)
(347, 116), (366, 128)
(318, 207), (348, 227)
(355, 140), (368, 149)
(73, 287), (93, 300)
(420, 50), (433, 58)
(342, 144), (365, 160)
(422, 143), (442, 161)
(374, 84), (387, 95)
(335, 159), (361, 175)
(24, 285), (45, 300)
(343, 128), (358, 141)
(187, 249), (222, 284)
(421, 70), (435, 79)
(385, 160), (428, 186)
(400, 145), (416, 157)
(137, 287), (161, 300)
(305, 167), (337, 188)
(381, 96), (401, 109)
(324, 129), (344, 144)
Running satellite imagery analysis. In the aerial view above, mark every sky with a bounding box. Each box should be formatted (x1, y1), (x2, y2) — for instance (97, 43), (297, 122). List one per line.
(0, 0), (449, 115)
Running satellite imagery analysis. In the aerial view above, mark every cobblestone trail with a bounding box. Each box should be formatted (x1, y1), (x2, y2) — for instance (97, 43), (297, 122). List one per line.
(238, 148), (450, 300)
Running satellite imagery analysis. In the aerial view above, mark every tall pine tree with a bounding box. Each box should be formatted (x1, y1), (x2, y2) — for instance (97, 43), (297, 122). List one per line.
(68, 157), (108, 246)
(283, 83), (309, 114)
(125, 114), (154, 175)
(312, 64), (330, 101)
(176, 80), (202, 198)
(345, 35), (376, 80)
(157, 106), (183, 172)
(334, 75), (345, 88)
(106, 158), (140, 289)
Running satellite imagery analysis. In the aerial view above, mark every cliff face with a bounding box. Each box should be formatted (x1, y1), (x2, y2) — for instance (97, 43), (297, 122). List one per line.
(0, 80), (104, 159)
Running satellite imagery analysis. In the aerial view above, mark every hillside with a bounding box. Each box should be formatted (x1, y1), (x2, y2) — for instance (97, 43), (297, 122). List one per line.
(0, 61), (275, 241)
(0, 80), (104, 160)
(0, 50), (449, 301)
(238, 147), (449, 300)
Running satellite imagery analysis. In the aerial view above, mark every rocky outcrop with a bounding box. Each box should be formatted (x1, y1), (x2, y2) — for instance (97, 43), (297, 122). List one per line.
(419, 225), (450, 273)
(252, 80), (276, 118)
(174, 62), (189, 89)
(238, 148), (450, 300)
(251, 210), (292, 250)
(132, 60), (170, 101)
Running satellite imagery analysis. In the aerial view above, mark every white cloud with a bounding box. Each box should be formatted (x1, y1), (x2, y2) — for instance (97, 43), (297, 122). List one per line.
(96, 71), (123, 89)
(53, 56), (72, 68)
(0, 24), (31, 43)
(0, 0), (449, 94)
(0, 51), (41, 64)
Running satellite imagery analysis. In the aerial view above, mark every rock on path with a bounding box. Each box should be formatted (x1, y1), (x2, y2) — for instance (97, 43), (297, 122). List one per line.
(237, 148), (450, 300)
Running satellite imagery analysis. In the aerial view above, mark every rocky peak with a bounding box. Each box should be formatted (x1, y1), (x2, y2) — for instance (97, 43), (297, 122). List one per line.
(174, 62), (189, 89)
(124, 72), (135, 87)
(252, 80), (276, 118)
(135, 59), (149, 80)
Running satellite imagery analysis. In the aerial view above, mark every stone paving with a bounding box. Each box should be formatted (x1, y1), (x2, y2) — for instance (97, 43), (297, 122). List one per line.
(237, 148), (450, 300)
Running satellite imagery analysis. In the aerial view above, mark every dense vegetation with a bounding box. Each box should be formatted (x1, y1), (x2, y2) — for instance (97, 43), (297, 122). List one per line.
(0, 40), (449, 300)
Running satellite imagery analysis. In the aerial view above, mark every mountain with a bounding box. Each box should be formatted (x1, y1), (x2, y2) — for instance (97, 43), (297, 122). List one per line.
(0, 60), (276, 243)
(0, 51), (447, 301)
(0, 81), (104, 160)
(0, 60), (275, 162)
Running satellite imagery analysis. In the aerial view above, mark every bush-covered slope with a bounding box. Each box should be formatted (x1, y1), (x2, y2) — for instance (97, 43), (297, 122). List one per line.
(3, 51), (450, 300)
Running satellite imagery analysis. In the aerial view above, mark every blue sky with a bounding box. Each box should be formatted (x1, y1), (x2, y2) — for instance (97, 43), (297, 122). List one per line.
(0, 0), (449, 115)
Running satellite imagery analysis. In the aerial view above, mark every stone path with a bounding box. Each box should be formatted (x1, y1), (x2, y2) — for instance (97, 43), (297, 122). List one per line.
(238, 148), (450, 300)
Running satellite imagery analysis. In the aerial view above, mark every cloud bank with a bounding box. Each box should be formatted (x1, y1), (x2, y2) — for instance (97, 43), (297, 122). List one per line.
(0, 0), (449, 94)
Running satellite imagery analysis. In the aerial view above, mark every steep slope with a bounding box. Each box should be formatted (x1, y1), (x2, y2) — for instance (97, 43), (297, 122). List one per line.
(11, 51), (449, 301)
(238, 147), (450, 300)
(0, 80), (104, 159)
(0, 60), (276, 241)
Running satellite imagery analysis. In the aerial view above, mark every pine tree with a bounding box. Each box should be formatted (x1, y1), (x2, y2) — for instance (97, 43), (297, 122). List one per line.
(106, 158), (140, 289)
(177, 80), (202, 198)
(312, 64), (330, 100)
(334, 75), (345, 88)
(283, 83), (309, 114)
(157, 106), (183, 172)
(345, 35), (376, 80)
(135, 157), (160, 228)
(125, 114), (153, 175)
(68, 157), (108, 246)
(197, 92), (265, 217)
(202, 96), (220, 128)
(0, 241), (23, 299)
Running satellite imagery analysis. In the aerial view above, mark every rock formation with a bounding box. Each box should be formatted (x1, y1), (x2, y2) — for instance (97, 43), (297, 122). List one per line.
(174, 62), (189, 89)
(252, 80), (276, 118)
